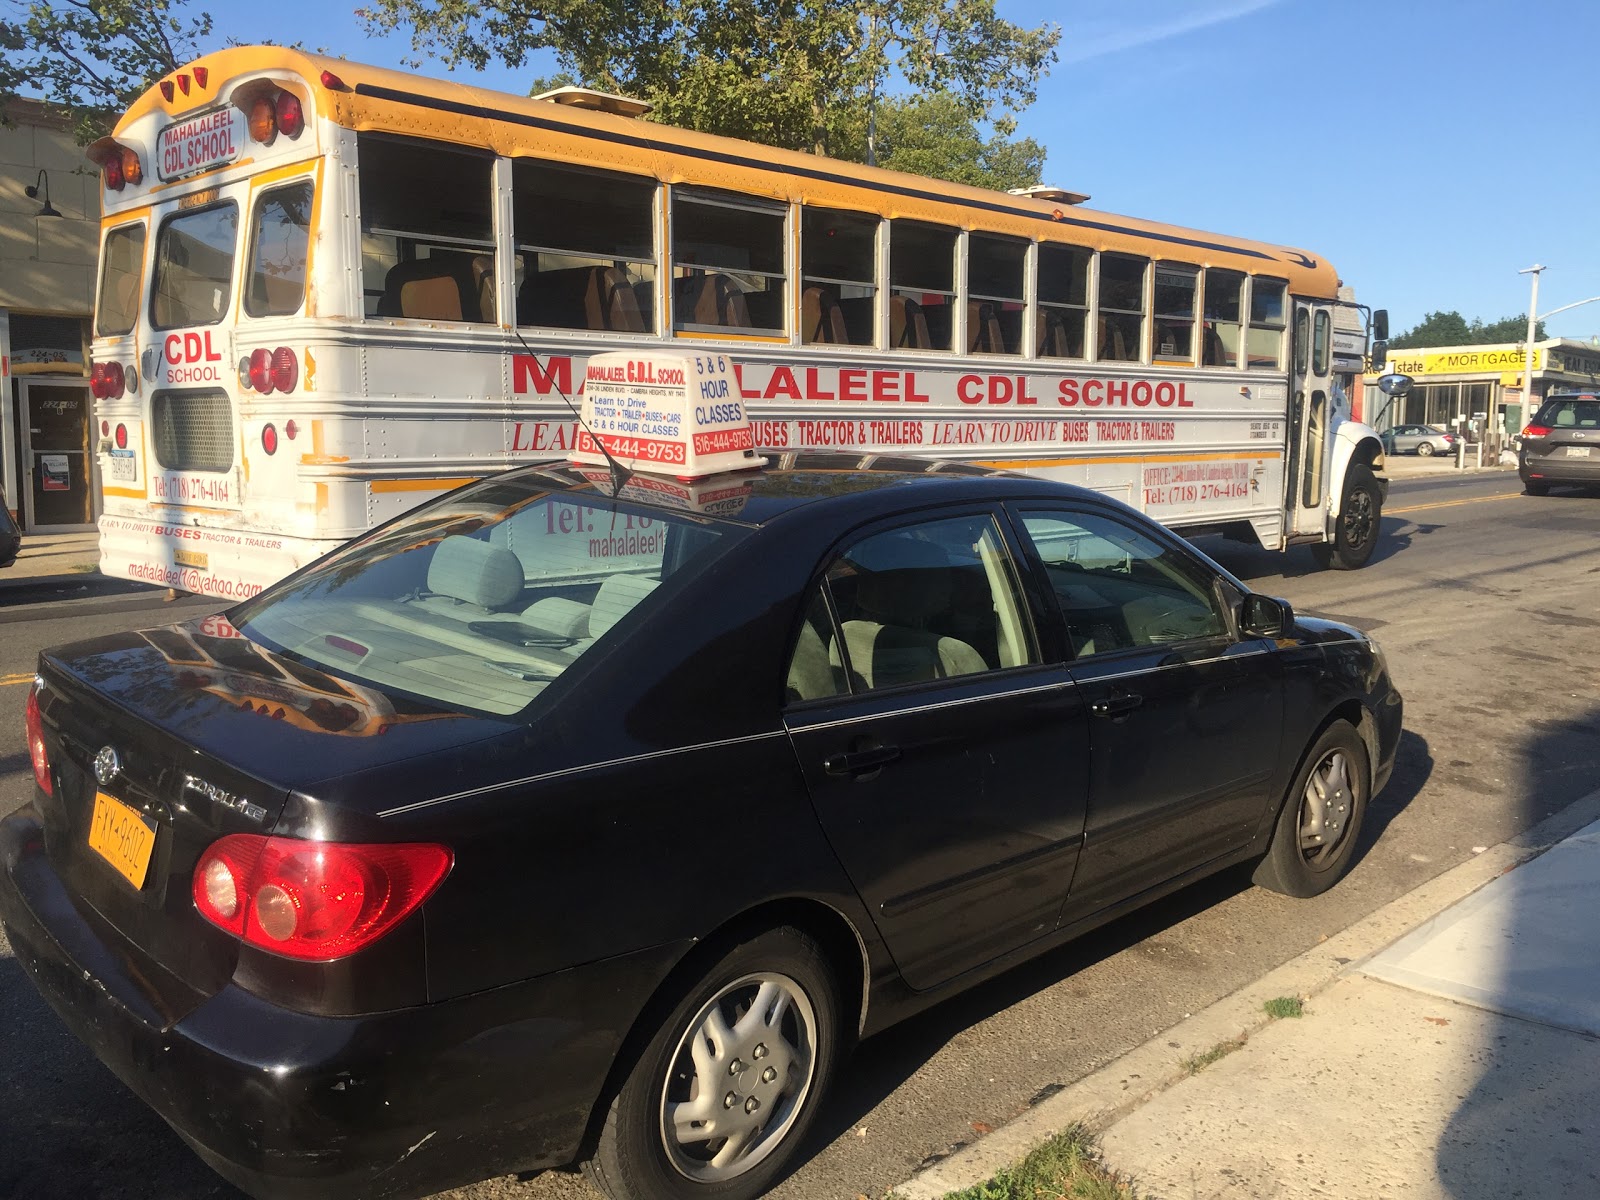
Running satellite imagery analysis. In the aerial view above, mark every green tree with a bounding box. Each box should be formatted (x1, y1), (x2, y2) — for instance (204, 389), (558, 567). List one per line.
(1390, 310), (1548, 349)
(831, 92), (1044, 190)
(0, 0), (214, 143)
(361, 0), (1060, 158)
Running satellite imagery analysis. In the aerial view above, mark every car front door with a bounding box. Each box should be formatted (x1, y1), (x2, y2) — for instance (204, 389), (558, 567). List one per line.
(783, 509), (1090, 992)
(1011, 505), (1284, 920)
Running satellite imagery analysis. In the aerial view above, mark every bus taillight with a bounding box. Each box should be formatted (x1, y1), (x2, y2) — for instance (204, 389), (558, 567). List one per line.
(120, 146), (143, 187)
(87, 138), (141, 193)
(247, 90), (305, 146)
(115, 424), (129, 449)
(263, 424), (279, 456)
(277, 93), (305, 139)
(103, 155), (125, 191)
(90, 362), (126, 400)
(271, 347), (298, 393)
(248, 348), (275, 394)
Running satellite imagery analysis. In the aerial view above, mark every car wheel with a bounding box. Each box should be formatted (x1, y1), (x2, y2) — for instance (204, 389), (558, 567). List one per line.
(1253, 721), (1369, 898)
(1524, 480), (1550, 496)
(1312, 463), (1382, 570)
(585, 926), (842, 1200)
(1416, 441), (1435, 457)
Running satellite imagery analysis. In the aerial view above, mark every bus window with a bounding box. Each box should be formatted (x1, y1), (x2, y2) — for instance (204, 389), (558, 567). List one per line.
(1201, 269), (1242, 366)
(1303, 389), (1327, 507)
(358, 135), (495, 324)
(1247, 278), (1287, 370)
(801, 207), (877, 346)
(889, 221), (957, 351)
(1098, 254), (1147, 363)
(245, 181), (312, 318)
(1036, 243), (1088, 359)
(97, 223), (145, 337)
(1153, 264), (1198, 365)
(672, 191), (785, 335)
(1313, 310), (1332, 376)
(513, 161), (657, 334)
(151, 203), (238, 330)
(967, 234), (1025, 356)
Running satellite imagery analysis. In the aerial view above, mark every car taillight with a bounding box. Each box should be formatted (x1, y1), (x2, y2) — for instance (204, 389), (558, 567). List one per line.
(1522, 424), (1551, 438)
(248, 347), (275, 394)
(271, 346), (298, 393)
(262, 423), (279, 455)
(193, 835), (452, 960)
(25, 683), (52, 796)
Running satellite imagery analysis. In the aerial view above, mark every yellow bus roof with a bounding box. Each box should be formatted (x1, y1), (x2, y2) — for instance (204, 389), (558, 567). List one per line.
(119, 45), (1340, 296)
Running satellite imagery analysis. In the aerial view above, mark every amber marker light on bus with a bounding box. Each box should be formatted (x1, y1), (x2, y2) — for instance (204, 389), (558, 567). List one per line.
(248, 95), (278, 145)
(120, 146), (143, 186)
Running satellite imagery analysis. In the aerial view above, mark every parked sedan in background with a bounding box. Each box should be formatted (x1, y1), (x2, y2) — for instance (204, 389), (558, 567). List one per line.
(1382, 424), (1458, 457)
(2, 453), (1403, 1200)
(1519, 393), (1600, 494)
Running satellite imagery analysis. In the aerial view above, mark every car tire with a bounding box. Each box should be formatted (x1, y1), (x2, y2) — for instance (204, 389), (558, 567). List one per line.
(1523, 480), (1550, 496)
(1416, 441), (1434, 457)
(585, 926), (843, 1200)
(1253, 720), (1369, 898)
(1311, 462), (1382, 570)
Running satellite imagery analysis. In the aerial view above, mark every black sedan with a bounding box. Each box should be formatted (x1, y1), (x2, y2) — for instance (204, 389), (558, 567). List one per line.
(2, 453), (1402, 1200)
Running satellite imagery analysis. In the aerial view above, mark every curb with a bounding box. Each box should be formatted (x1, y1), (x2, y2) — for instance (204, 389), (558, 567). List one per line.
(891, 784), (1600, 1200)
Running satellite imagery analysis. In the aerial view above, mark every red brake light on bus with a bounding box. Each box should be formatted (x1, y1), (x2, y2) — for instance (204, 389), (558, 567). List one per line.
(106, 362), (125, 397)
(115, 423), (128, 449)
(284, 420), (299, 441)
(101, 420), (110, 437)
(177, 73), (191, 96)
(262, 424), (279, 456)
(248, 96), (277, 145)
(103, 155), (125, 191)
(320, 70), (347, 91)
(271, 347), (298, 393)
(248, 348), (275, 394)
(193, 66), (209, 89)
(277, 92), (305, 139)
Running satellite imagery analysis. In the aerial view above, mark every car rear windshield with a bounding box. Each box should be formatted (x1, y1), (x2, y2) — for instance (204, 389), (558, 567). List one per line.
(1537, 397), (1600, 429)
(231, 474), (744, 716)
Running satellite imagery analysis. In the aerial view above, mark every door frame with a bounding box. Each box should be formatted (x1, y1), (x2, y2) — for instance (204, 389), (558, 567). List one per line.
(17, 375), (97, 532)
(1286, 299), (1336, 539)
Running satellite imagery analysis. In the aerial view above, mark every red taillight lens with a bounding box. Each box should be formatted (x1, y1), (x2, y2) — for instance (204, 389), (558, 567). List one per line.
(262, 423), (279, 455)
(284, 419), (299, 440)
(89, 363), (106, 398)
(276, 91), (304, 138)
(193, 835), (452, 960)
(106, 361), (125, 397)
(25, 684), (52, 796)
(248, 347), (275, 394)
(115, 423), (128, 449)
(320, 70), (347, 91)
(104, 155), (125, 191)
(1523, 424), (1551, 438)
(101, 419), (110, 436)
(248, 95), (277, 145)
(120, 146), (143, 187)
(271, 346), (298, 393)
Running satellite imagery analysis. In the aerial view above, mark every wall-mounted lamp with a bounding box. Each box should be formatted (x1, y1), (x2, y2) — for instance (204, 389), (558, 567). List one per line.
(24, 170), (62, 218)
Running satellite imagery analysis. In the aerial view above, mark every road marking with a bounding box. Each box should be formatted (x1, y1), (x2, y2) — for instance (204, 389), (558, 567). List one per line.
(1, 673), (35, 687)
(1387, 490), (1524, 516)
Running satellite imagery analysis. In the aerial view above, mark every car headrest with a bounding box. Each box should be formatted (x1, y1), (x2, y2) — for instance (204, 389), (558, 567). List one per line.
(851, 536), (955, 621)
(427, 536), (524, 609)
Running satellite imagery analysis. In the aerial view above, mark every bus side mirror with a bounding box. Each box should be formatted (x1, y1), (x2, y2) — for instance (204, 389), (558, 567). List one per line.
(1377, 373), (1413, 397)
(1241, 594), (1293, 638)
(1372, 309), (1389, 342)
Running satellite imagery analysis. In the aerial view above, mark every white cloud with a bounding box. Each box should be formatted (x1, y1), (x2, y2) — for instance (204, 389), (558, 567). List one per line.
(1060, 0), (1286, 65)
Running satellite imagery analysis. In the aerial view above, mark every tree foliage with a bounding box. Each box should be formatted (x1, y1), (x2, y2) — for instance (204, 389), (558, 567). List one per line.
(361, 0), (1059, 157)
(0, 0), (213, 142)
(1390, 310), (1547, 350)
(831, 92), (1044, 191)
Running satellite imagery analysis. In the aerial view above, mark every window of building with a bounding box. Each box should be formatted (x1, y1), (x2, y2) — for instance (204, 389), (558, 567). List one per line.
(1153, 264), (1198, 365)
(1097, 254), (1147, 362)
(1036, 243), (1089, 360)
(672, 190), (786, 335)
(97, 223), (146, 337)
(967, 234), (1026, 356)
(1201, 269), (1242, 367)
(358, 135), (495, 323)
(151, 203), (238, 330)
(514, 160), (657, 333)
(244, 181), (313, 318)
(889, 221), (957, 351)
(800, 207), (877, 346)
(1247, 277), (1287, 370)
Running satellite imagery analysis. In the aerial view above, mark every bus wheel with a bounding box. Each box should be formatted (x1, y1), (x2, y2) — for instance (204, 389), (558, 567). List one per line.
(1313, 463), (1381, 570)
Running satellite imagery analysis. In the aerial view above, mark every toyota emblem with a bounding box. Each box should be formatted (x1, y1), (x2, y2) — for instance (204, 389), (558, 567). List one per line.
(93, 746), (122, 787)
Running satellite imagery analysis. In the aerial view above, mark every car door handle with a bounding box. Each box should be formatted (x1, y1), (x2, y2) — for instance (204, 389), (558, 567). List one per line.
(1090, 692), (1143, 719)
(823, 745), (902, 775)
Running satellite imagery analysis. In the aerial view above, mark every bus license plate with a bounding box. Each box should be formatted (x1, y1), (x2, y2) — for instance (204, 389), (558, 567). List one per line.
(88, 791), (156, 890)
(109, 449), (135, 480)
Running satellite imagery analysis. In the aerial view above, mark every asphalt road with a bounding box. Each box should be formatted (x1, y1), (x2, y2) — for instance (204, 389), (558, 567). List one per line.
(2, 467), (1597, 1200)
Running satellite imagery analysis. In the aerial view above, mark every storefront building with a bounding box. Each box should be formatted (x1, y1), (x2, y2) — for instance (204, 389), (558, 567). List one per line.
(1367, 339), (1600, 450)
(1, 98), (99, 533)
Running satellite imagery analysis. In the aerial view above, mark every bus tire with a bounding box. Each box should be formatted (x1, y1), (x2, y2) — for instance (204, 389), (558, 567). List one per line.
(1313, 463), (1381, 570)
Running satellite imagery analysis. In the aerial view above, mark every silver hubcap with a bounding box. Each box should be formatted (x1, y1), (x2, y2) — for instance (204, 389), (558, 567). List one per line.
(659, 973), (818, 1182)
(1299, 749), (1356, 868)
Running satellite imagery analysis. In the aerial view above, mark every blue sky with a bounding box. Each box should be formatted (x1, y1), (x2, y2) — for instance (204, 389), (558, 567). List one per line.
(257, 0), (1600, 341)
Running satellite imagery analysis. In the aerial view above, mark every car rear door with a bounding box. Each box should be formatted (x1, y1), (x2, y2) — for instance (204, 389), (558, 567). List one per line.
(783, 508), (1090, 992)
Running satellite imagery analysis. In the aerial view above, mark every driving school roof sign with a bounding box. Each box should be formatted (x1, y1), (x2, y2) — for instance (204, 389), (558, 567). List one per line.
(573, 351), (765, 479)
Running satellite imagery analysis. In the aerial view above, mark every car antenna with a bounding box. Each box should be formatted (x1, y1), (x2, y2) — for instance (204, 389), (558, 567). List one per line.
(509, 326), (632, 495)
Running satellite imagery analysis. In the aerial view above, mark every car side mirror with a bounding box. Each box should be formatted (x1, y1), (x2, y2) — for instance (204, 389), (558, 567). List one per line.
(1241, 594), (1293, 638)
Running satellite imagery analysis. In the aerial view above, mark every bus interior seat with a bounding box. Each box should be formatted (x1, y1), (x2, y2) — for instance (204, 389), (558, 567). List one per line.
(921, 302), (953, 350)
(676, 272), (751, 328)
(802, 287), (849, 344)
(1098, 317), (1130, 361)
(518, 266), (645, 332)
(377, 255), (483, 323)
(1201, 323), (1229, 366)
(967, 300), (1005, 354)
(1038, 310), (1071, 357)
(836, 297), (875, 345)
(472, 256), (496, 324)
(742, 288), (783, 332)
(995, 307), (1024, 356)
(890, 295), (931, 349)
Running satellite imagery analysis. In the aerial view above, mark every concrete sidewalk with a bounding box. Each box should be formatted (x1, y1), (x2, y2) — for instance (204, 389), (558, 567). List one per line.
(896, 793), (1600, 1200)
(0, 531), (100, 584)
(1382, 452), (1515, 478)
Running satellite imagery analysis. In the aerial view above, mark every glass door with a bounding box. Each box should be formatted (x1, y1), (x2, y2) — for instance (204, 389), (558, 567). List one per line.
(1287, 302), (1334, 538)
(19, 379), (95, 531)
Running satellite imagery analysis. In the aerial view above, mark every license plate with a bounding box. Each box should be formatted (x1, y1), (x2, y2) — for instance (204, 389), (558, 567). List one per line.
(109, 449), (135, 480)
(1567, 446), (1591, 457)
(88, 791), (156, 890)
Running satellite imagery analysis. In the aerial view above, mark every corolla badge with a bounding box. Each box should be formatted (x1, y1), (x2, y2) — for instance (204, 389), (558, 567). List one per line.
(93, 746), (122, 786)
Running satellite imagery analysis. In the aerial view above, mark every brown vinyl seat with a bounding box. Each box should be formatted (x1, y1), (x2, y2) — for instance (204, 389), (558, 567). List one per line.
(890, 294), (931, 349)
(518, 266), (646, 332)
(1038, 309), (1071, 357)
(376, 254), (483, 323)
(802, 286), (849, 345)
(675, 271), (751, 329)
(967, 300), (1006, 354)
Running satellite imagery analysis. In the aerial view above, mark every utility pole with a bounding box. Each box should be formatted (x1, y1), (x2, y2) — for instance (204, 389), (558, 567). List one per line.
(1518, 265), (1545, 436)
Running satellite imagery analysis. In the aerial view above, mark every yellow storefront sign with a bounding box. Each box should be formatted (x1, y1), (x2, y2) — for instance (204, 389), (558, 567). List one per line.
(1386, 344), (1546, 377)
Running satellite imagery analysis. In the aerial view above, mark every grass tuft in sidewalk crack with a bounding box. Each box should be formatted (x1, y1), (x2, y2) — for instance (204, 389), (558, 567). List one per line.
(940, 1124), (1142, 1199)
(1180, 1033), (1248, 1075)
(1263, 996), (1304, 1020)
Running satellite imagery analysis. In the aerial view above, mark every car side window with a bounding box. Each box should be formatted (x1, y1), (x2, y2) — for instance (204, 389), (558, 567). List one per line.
(1018, 509), (1228, 658)
(786, 513), (1035, 697)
